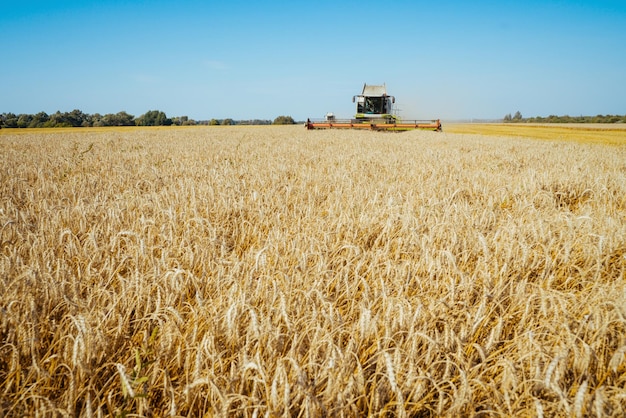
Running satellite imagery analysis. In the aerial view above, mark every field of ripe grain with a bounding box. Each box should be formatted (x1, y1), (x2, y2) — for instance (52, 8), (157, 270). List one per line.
(1, 126), (625, 416)
(446, 123), (626, 145)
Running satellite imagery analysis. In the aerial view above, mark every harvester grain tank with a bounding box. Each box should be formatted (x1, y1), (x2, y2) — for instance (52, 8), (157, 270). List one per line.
(306, 83), (441, 131)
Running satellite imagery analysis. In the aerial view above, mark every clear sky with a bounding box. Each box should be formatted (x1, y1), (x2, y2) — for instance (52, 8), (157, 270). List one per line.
(2, 0), (625, 121)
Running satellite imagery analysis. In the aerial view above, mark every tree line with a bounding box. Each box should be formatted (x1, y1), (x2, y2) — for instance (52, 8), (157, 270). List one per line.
(0, 110), (297, 129)
(504, 111), (626, 124)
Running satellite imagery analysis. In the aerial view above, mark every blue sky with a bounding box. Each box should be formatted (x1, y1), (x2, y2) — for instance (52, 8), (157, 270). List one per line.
(2, 0), (625, 121)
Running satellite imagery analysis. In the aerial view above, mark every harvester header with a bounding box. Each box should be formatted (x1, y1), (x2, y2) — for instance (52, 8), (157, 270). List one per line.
(306, 83), (441, 131)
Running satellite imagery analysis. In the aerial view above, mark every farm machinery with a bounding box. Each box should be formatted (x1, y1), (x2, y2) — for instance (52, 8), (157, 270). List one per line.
(305, 83), (442, 131)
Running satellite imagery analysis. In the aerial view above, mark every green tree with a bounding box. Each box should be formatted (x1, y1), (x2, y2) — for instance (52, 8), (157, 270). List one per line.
(503, 113), (512, 122)
(102, 111), (135, 126)
(29, 112), (49, 128)
(273, 115), (295, 125)
(209, 119), (220, 126)
(221, 118), (233, 126)
(65, 109), (88, 127)
(172, 116), (191, 126)
(137, 110), (172, 126)
(101, 113), (115, 126)
(16, 114), (33, 128)
(2, 113), (17, 128)
(513, 111), (522, 121)
(90, 113), (103, 127)
(47, 112), (72, 127)
(116, 111), (136, 126)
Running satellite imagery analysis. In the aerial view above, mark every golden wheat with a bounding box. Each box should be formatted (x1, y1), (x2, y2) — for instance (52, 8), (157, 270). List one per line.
(446, 123), (626, 145)
(1, 126), (625, 416)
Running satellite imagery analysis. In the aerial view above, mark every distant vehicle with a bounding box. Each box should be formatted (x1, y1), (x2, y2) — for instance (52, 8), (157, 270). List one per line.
(306, 83), (441, 131)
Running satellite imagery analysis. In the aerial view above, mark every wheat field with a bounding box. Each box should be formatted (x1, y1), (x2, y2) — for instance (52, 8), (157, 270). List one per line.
(445, 123), (626, 145)
(1, 125), (625, 417)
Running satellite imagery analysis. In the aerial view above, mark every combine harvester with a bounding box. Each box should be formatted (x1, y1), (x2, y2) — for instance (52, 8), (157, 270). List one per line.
(306, 83), (441, 131)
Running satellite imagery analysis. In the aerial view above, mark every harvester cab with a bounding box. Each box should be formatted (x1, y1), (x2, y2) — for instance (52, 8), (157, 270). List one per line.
(353, 83), (396, 123)
(306, 83), (441, 131)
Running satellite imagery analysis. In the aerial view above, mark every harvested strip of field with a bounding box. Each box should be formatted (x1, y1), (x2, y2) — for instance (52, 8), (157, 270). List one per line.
(447, 123), (626, 145)
(1, 126), (625, 416)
